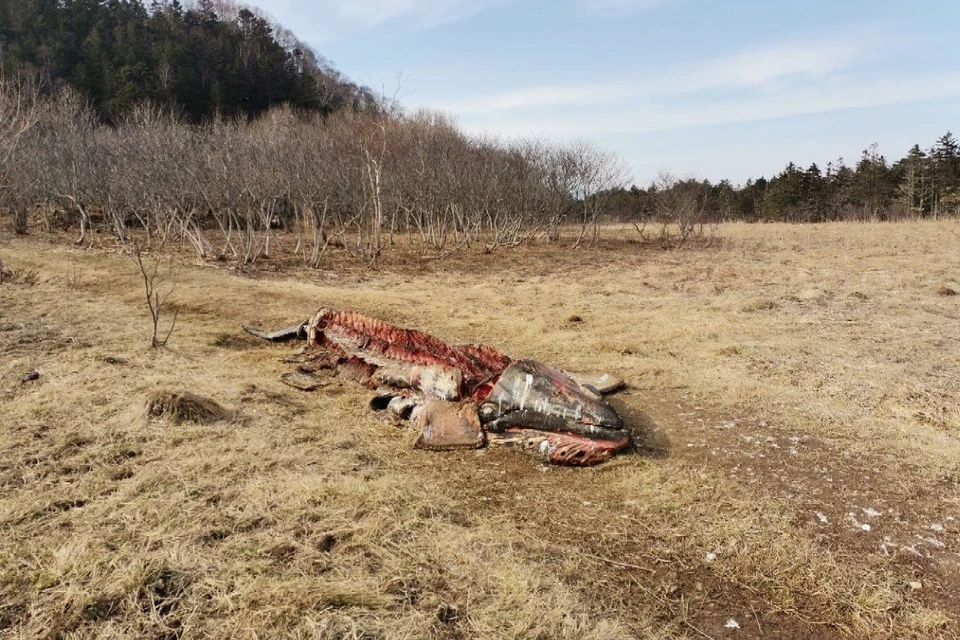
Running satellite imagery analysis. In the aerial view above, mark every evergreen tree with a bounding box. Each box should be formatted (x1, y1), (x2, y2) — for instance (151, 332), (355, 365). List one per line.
(894, 144), (930, 217)
(0, 0), (377, 121)
(931, 132), (960, 217)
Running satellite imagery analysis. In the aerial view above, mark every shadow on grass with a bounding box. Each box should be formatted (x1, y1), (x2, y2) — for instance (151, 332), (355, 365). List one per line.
(607, 395), (671, 459)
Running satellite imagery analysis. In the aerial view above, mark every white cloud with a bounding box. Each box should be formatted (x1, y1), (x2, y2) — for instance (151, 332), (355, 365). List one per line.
(580, 0), (677, 11)
(248, 0), (512, 40)
(329, 0), (484, 30)
(434, 83), (632, 113)
(431, 34), (876, 115)
(455, 73), (960, 138)
(681, 37), (867, 91)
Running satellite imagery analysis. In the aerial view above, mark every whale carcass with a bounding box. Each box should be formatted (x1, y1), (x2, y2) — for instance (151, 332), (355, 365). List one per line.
(246, 308), (630, 466)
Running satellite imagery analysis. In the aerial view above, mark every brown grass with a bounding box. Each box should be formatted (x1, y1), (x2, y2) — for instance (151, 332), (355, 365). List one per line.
(144, 390), (235, 425)
(1, 221), (959, 638)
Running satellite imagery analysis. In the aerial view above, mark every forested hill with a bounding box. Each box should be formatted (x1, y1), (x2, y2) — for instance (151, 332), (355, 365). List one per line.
(0, 0), (379, 121)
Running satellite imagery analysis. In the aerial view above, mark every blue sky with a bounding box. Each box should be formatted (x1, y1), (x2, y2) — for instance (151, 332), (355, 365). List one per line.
(249, 0), (960, 186)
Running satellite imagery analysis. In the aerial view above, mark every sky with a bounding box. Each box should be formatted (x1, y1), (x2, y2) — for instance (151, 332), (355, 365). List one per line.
(248, 0), (960, 186)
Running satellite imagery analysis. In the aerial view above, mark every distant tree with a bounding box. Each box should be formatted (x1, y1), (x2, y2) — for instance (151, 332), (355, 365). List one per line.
(852, 144), (896, 220)
(931, 131), (960, 217)
(894, 144), (930, 217)
(762, 162), (804, 220)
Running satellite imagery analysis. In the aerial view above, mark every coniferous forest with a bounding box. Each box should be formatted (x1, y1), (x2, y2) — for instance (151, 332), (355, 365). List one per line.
(0, 0), (377, 121)
(0, 0), (958, 264)
(604, 136), (960, 224)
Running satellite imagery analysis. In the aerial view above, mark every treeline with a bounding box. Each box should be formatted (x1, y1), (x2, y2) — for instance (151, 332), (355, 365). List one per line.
(605, 135), (960, 224)
(1, 81), (628, 265)
(0, 0), (378, 121)
(2, 90), (959, 266)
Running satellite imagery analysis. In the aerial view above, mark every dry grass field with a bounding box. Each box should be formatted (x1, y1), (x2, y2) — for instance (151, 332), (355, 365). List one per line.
(1, 221), (959, 639)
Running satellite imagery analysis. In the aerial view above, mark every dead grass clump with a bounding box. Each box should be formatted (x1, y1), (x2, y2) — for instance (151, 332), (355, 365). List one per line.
(145, 390), (233, 425)
(741, 298), (778, 312)
(937, 285), (957, 296)
(3, 267), (39, 286)
(136, 565), (193, 619)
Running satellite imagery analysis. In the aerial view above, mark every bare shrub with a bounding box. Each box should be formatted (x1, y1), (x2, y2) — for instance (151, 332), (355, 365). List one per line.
(0, 76), (42, 235)
(131, 241), (179, 349)
(651, 173), (716, 248)
(4, 83), (641, 264)
(562, 141), (629, 249)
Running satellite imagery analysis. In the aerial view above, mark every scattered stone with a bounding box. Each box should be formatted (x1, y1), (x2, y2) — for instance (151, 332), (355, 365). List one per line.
(860, 523), (872, 532)
(20, 370), (40, 383)
(567, 371), (625, 395)
(909, 581), (923, 591)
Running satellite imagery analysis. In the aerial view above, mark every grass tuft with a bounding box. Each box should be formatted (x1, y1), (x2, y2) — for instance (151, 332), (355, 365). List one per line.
(144, 390), (234, 425)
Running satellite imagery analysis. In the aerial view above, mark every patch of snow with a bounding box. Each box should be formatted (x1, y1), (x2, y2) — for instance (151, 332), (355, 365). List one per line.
(862, 507), (882, 518)
(816, 512), (829, 524)
(861, 523), (872, 532)
(705, 552), (717, 562)
(724, 619), (740, 629)
(931, 524), (945, 532)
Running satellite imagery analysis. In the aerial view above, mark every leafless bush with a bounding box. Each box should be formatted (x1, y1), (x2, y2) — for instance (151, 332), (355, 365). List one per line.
(563, 141), (629, 249)
(651, 173), (716, 248)
(4, 83), (634, 264)
(0, 76), (42, 234)
(131, 241), (179, 349)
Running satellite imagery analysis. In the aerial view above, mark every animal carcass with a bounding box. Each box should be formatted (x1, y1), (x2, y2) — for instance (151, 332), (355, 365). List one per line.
(246, 307), (630, 466)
